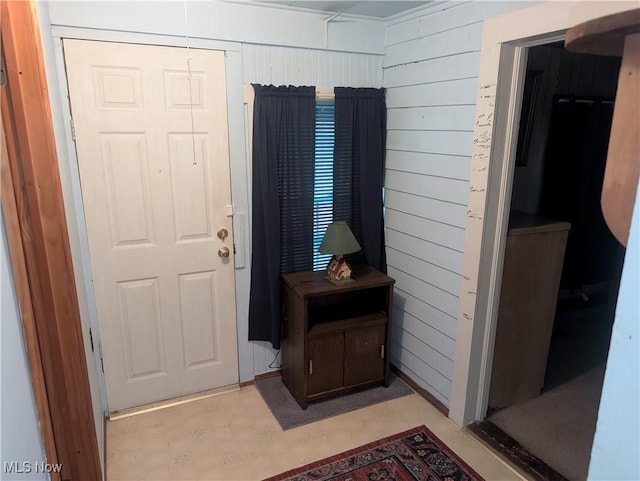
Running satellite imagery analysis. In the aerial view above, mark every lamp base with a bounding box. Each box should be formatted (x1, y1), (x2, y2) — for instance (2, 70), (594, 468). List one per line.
(324, 276), (355, 286)
(325, 255), (355, 285)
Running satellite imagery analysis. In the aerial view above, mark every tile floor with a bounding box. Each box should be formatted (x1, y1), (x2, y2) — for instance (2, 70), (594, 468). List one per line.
(106, 384), (527, 481)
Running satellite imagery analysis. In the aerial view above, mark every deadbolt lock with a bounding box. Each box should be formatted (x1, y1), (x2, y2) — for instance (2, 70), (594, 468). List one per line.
(217, 228), (229, 241)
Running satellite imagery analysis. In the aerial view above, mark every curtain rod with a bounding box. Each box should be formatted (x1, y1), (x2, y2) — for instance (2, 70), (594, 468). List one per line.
(243, 84), (335, 100)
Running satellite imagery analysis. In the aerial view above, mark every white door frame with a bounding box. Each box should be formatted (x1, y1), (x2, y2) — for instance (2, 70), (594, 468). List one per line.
(449, 0), (639, 427)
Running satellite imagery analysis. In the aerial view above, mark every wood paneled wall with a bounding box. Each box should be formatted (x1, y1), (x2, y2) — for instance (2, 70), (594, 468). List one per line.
(382, 1), (532, 406)
(242, 44), (383, 87)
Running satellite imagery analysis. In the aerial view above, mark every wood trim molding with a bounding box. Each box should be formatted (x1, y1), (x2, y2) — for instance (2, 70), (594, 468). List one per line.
(0, 1), (102, 480)
(390, 365), (449, 417)
(239, 369), (282, 387)
(1, 93), (61, 481)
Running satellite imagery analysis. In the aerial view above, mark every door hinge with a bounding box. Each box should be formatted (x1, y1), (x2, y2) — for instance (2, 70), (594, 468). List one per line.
(98, 340), (104, 373)
(70, 117), (76, 141)
(0, 56), (7, 87)
(309, 360), (313, 375)
(380, 345), (385, 359)
(89, 328), (95, 352)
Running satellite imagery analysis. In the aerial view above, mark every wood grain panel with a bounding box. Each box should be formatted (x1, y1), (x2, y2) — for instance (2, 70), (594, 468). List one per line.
(1, 87), (60, 481)
(307, 332), (345, 396)
(384, 208), (466, 251)
(387, 130), (474, 157)
(387, 265), (459, 320)
(242, 43), (383, 87)
(385, 228), (463, 274)
(391, 325), (454, 380)
(385, 169), (469, 205)
(384, 52), (480, 88)
(385, 190), (467, 228)
(386, 1), (533, 47)
(386, 150), (470, 181)
(389, 340), (450, 405)
(386, 249), (461, 300)
(392, 288), (458, 339)
(345, 324), (386, 386)
(386, 78), (479, 108)
(385, 264), (459, 319)
(387, 105), (476, 131)
(392, 307), (455, 360)
(385, 22), (483, 68)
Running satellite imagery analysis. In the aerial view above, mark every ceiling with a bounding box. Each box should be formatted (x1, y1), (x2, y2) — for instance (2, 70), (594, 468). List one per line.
(251, 1), (433, 19)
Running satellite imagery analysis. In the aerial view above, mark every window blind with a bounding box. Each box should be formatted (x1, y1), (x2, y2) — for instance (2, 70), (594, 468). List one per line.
(313, 100), (335, 271)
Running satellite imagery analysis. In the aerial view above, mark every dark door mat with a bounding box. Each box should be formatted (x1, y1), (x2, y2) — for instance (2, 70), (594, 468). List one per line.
(255, 374), (414, 430)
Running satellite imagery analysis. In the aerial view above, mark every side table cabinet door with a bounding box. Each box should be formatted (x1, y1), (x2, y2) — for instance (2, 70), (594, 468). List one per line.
(307, 332), (344, 396)
(345, 324), (386, 386)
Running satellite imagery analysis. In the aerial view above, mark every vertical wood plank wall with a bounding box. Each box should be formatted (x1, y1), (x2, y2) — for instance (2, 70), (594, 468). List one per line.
(382, 1), (533, 406)
(242, 44), (383, 87)
(241, 43), (383, 374)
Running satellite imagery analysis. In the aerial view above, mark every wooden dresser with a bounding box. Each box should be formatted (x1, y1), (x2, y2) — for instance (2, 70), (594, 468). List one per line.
(281, 266), (394, 409)
(489, 211), (570, 410)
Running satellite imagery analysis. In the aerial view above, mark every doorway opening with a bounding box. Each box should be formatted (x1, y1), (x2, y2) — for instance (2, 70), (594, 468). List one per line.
(477, 42), (625, 480)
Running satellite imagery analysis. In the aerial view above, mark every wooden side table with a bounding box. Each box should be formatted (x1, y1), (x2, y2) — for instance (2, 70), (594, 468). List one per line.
(281, 265), (394, 409)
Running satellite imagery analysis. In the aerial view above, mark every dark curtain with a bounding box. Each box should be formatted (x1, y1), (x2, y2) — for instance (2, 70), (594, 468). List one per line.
(540, 96), (624, 290)
(333, 87), (387, 272)
(248, 85), (316, 349)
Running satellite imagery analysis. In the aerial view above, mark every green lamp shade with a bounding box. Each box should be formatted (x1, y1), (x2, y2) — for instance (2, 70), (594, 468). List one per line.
(319, 221), (361, 256)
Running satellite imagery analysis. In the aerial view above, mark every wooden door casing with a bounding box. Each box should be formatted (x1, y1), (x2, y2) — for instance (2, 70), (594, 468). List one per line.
(0, 1), (102, 479)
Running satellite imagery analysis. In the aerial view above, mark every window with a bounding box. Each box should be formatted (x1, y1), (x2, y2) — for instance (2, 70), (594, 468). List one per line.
(313, 100), (335, 271)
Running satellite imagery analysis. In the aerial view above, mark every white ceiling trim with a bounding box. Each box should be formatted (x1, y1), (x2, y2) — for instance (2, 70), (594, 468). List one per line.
(222, 0), (434, 20)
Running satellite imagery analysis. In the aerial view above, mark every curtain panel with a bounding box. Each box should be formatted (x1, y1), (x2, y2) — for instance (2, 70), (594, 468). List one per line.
(333, 87), (387, 273)
(248, 85), (316, 350)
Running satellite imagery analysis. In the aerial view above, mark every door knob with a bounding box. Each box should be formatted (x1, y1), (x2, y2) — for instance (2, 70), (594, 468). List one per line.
(218, 246), (230, 258)
(217, 228), (229, 241)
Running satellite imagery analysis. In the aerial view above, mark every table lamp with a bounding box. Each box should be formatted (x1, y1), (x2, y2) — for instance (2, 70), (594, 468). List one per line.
(319, 221), (361, 285)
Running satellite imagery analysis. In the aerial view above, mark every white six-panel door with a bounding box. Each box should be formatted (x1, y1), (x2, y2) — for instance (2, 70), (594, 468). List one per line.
(64, 39), (239, 412)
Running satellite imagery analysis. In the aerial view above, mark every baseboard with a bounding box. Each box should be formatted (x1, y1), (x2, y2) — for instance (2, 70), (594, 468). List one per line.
(390, 364), (449, 417)
(240, 369), (282, 387)
(467, 420), (569, 481)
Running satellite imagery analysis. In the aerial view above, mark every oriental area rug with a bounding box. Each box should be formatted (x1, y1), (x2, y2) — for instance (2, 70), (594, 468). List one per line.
(264, 425), (485, 481)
